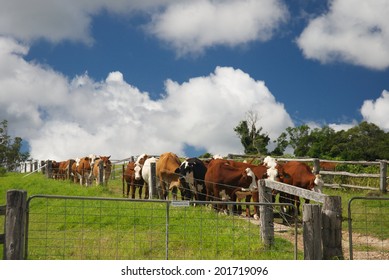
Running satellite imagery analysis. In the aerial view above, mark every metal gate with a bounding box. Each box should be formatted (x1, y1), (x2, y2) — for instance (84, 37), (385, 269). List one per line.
(348, 196), (389, 260)
(25, 195), (297, 260)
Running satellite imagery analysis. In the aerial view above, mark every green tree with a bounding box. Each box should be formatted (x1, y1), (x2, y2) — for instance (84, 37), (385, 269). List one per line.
(234, 111), (269, 155)
(0, 120), (29, 172)
(286, 125), (311, 157)
(271, 132), (288, 156)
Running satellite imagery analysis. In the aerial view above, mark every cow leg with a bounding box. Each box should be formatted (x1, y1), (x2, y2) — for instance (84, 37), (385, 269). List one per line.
(138, 185), (143, 199)
(144, 183), (149, 199)
(130, 183), (135, 199)
(126, 182), (130, 198)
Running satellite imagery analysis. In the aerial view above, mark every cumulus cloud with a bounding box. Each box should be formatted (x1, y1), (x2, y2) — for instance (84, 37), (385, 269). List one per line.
(360, 90), (389, 130)
(0, 38), (293, 160)
(297, 0), (389, 70)
(0, 0), (288, 54)
(146, 0), (289, 55)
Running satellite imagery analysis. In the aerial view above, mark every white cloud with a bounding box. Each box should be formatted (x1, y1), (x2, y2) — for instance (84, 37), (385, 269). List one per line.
(360, 90), (389, 130)
(0, 0), (288, 54)
(146, 0), (289, 55)
(297, 0), (389, 70)
(0, 38), (293, 160)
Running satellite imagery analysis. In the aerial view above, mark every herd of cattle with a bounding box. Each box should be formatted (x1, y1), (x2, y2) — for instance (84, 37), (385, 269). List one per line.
(50, 155), (112, 186)
(48, 152), (325, 219)
(122, 152), (325, 219)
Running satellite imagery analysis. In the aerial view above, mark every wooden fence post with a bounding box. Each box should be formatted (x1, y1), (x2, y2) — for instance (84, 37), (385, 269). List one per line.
(4, 190), (27, 260)
(98, 160), (104, 186)
(150, 162), (158, 199)
(46, 160), (52, 179)
(322, 196), (343, 259)
(258, 180), (274, 247)
(303, 204), (322, 259)
(379, 160), (387, 193)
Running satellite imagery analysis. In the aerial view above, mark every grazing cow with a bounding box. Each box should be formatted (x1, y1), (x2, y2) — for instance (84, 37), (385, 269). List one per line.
(156, 152), (181, 200)
(141, 157), (158, 199)
(123, 161), (145, 199)
(178, 158), (207, 201)
(281, 161), (324, 215)
(92, 156), (112, 186)
(204, 160), (257, 214)
(74, 157), (92, 186)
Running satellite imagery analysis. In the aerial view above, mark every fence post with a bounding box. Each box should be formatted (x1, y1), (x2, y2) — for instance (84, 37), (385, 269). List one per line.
(98, 160), (104, 186)
(150, 162), (158, 199)
(379, 161), (387, 193)
(303, 204), (322, 259)
(46, 160), (52, 179)
(322, 196), (343, 259)
(258, 180), (274, 247)
(4, 190), (27, 260)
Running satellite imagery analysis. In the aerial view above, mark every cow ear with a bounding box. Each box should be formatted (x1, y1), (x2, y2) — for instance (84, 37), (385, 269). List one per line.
(108, 155), (111, 159)
(175, 167), (180, 174)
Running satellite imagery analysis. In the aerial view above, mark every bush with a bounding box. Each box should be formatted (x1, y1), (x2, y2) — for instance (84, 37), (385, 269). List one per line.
(0, 166), (6, 177)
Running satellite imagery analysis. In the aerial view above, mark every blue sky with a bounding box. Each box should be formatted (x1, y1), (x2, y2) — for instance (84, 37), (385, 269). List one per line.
(1, 0), (389, 160)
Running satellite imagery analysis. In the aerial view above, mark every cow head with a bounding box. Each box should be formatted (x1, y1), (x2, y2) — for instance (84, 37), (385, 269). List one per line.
(178, 160), (194, 200)
(99, 155), (111, 169)
(134, 154), (148, 180)
(313, 174), (324, 193)
(242, 167), (258, 191)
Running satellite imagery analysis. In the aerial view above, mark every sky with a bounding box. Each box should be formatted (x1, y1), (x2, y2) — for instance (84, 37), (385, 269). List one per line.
(1, 0), (389, 161)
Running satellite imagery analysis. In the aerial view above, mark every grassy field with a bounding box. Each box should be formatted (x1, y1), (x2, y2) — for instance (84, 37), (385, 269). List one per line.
(2, 168), (389, 260)
(1, 171), (296, 260)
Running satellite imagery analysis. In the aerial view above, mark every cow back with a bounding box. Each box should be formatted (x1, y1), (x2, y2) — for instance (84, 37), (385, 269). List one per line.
(282, 161), (315, 190)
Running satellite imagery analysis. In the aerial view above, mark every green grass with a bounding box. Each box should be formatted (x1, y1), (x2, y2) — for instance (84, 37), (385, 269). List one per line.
(1, 172), (296, 260)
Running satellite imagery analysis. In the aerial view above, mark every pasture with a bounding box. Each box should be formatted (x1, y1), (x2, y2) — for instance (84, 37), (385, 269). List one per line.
(2, 159), (389, 260)
(0, 172), (296, 260)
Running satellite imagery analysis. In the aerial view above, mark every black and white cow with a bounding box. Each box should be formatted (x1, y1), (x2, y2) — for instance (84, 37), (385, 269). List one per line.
(178, 157), (207, 201)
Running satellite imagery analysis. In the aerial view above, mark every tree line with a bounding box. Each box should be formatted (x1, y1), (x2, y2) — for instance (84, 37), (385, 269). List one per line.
(234, 115), (389, 161)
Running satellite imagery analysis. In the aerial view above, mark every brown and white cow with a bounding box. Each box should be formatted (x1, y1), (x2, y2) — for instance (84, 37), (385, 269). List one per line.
(92, 156), (112, 186)
(156, 152), (181, 200)
(58, 159), (75, 181)
(73, 157), (92, 186)
(204, 159), (257, 214)
(123, 160), (145, 199)
(279, 161), (324, 215)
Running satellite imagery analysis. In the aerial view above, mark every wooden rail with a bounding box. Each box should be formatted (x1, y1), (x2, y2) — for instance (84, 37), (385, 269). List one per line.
(260, 179), (343, 260)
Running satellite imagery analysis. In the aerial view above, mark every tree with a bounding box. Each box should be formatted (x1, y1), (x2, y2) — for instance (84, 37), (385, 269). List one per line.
(271, 132), (288, 156)
(234, 111), (270, 155)
(0, 120), (29, 172)
(286, 125), (311, 157)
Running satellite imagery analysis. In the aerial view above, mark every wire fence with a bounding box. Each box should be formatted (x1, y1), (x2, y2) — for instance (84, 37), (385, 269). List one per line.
(25, 195), (298, 260)
(348, 197), (389, 260)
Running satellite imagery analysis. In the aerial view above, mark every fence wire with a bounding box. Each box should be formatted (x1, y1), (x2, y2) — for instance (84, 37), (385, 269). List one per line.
(25, 195), (297, 260)
(348, 197), (389, 260)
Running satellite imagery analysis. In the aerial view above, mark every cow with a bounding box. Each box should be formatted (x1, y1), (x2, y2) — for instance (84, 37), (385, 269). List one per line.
(204, 159), (258, 215)
(279, 161), (324, 215)
(156, 152), (181, 200)
(178, 157), (207, 201)
(92, 156), (112, 186)
(73, 156), (92, 186)
(141, 156), (158, 199)
(123, 160), (145, 199)
(320, 161), (337, 171)
(58, 159), (75, 180)
(51, 160), (61, 179)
